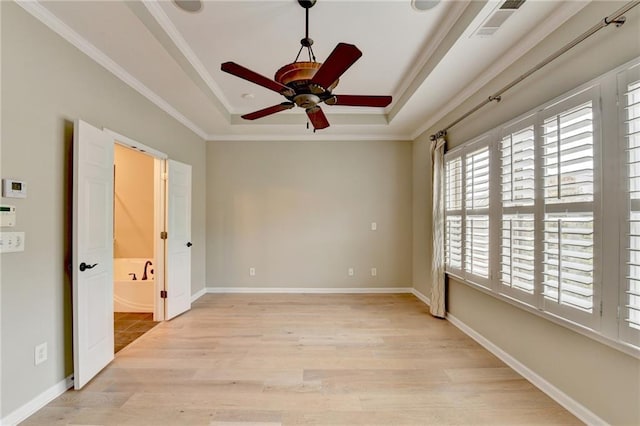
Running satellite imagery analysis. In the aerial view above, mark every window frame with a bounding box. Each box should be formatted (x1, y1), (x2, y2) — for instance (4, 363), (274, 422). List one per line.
(538, 87), (602, 330)
(442, 56), (640, 358)
(618, 62), (640, 348)
(497, 114), (538, 307)
(444, 134), (493, 288)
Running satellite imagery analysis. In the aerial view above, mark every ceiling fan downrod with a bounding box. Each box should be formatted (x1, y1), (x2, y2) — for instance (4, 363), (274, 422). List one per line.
(295, 0), (317, 62)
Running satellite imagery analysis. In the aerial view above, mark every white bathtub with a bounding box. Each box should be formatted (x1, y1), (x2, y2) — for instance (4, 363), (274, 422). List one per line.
(114, 258), (155, 313)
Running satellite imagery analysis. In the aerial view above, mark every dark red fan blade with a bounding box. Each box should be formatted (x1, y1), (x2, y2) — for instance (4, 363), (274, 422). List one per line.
(311, 43), (362, 90)
(241, 102), (294, 120)
(326, 95), (392, 107)
(306, 106), (330, 130)
(221, 62), (294, 97)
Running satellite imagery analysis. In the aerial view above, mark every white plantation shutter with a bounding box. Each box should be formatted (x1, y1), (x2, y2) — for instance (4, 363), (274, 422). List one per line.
(441, 60), (640, 352)
(445, 157), (463, 272)
(445, 215), (462, 270)
(502, 126), (535, 208)
(465, 147), (490, 284)
(501, 215), (535, 293)
(542, 102), (594, 204)
(621, 67), (640, 346)
(543, 214), (594, 311)
(541, 92), (599, 325)
(465, 215), (489, 278)
(500, 124), (536, 302)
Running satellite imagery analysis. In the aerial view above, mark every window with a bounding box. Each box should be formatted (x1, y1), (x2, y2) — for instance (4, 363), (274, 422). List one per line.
(465, 147), (490, 283)
(443, 57), (640, 354)
(445, 157), (463, 272)
(500, 122), (536, 303)
(444, 138), (491, 287)
(540, 94), (598, 326)
(621, 64), (640, 347)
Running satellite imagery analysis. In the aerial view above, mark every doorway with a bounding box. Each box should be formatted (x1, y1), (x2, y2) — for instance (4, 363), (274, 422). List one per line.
(73, 121), (193, 389)
(113, 144), (159, 353)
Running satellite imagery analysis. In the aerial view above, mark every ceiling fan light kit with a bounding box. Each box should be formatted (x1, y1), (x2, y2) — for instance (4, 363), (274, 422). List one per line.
(220, 0), (392, 130)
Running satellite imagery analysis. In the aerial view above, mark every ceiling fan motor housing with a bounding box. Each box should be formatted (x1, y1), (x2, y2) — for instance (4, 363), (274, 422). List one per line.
(274, 61), (339, 108)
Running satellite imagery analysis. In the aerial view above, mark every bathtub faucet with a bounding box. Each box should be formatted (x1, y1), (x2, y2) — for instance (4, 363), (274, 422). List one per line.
(128, 273), (137, 280)
(142, 260), (153, 281)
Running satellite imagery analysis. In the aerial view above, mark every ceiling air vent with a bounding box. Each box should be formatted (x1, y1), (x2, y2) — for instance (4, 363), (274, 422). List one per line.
(473, 0), (526, 37)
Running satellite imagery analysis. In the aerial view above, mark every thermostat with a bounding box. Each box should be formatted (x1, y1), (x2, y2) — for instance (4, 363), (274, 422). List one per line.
(2, 179), (27, 198)
(0, 205), (16, 227)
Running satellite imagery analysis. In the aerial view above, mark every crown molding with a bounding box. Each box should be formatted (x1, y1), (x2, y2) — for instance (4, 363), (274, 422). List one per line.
(390, 0), (472, 118)
(139, 0), (233, 114)
(410, 0), (590, 140)
(15, 0), (209, 140)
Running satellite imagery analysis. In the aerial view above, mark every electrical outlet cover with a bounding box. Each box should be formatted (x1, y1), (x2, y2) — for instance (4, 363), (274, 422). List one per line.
(35, 342), (47, 365)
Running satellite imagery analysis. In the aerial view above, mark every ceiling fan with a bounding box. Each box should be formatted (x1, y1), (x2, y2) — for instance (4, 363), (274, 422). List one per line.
(220, 0), (392, 130)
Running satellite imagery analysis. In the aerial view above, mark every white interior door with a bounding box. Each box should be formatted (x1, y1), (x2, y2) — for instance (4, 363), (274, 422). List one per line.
(72, 120), (114, 389)
(165, 159), (192, 319)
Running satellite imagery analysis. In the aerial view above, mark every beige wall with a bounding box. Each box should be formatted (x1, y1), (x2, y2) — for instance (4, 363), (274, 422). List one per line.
(0, 3), (206, 417)
(207, 140), (412, 288)
(114, 145), (154, 259)
(413, 2), (640, 424)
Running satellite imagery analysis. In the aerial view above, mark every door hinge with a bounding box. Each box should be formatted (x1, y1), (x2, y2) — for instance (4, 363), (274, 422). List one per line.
(599, 301), (603, 316)
(161, 172), (168, 180)
(160, 231), (168, 240)
(160, 290), (167, 299)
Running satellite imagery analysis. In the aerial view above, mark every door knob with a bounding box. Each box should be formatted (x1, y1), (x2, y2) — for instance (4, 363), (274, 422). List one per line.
(186, 242), (193, 247)
(79, 262), (98, 272)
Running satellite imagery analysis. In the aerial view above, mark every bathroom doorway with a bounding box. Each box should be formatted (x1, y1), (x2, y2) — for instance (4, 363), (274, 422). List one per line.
(73, 121), (193, 386)
(112, 143), (162, 353)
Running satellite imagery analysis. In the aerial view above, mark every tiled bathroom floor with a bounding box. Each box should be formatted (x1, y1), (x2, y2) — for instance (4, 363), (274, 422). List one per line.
(114, 312), (159, 353)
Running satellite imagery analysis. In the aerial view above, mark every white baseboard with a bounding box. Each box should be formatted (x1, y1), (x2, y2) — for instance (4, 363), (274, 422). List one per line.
(190, 287), (207, 303)
(410, 288), (432, 306)
(446, 313), (607, 426)
(203, 286), (414, 294)
(1, 374), (73, 426)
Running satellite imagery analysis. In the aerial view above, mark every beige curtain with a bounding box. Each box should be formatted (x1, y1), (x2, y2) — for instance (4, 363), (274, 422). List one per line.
(430, 136), (446, 318)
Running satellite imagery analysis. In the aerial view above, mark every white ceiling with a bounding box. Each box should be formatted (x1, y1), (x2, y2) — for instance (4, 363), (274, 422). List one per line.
(20, 0), (590, 140)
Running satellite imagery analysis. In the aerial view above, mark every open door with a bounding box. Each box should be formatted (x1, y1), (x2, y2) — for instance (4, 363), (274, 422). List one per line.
(165, 159), (192, 319)
(72, 120), (114, 389)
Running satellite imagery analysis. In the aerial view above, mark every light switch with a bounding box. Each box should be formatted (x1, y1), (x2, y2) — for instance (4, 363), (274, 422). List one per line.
(0, 231), (25, 253)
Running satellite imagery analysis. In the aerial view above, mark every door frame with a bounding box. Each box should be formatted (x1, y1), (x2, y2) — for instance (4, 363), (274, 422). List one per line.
(105, 129), (167, 321)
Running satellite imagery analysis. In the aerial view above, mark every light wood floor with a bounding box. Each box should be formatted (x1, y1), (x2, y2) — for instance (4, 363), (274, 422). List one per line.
(23, 293), (580, 425)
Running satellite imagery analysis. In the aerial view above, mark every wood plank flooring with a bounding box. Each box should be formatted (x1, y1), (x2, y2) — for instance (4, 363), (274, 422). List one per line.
(22, 294), (581, 425)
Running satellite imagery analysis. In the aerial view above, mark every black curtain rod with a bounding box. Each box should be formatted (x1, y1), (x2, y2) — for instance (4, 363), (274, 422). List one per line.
(430, 1), (640, 141)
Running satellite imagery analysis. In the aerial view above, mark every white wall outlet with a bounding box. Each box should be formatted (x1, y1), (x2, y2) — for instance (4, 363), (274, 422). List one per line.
(371, 222), (377, 231)
(249, 267), (256, 276)
(348, 267), (354, 276)
(371, 267), (377, 277)
(34, 342), (47, 365)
